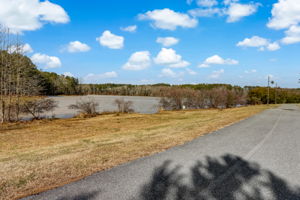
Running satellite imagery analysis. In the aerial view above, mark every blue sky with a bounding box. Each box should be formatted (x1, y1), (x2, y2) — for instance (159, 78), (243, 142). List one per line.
(1, 0), (300, 87)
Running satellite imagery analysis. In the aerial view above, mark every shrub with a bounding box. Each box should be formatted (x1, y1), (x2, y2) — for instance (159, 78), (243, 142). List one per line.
(114, 98), (134, 113)
(21, 99), (58, 120)
(69, 98), (99, 115)
(159, 87), (186, 110)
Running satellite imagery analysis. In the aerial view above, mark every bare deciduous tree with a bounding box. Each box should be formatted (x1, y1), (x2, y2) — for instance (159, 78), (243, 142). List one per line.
(69, 98), (99, 115)
(0, 25), (43, 122)
(114, 98), (134, 113)
(21, 99), (58, 120)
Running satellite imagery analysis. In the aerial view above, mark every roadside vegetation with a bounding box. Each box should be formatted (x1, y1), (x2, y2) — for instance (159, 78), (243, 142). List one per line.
(0, 24), (297, 200)
(0, 105), (275, 200)
(1, 25), (299, 123)
(68, 98), (99, 117)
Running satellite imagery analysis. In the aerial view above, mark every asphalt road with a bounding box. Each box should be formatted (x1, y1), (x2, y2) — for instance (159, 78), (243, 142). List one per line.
(22, 104), (300, 200)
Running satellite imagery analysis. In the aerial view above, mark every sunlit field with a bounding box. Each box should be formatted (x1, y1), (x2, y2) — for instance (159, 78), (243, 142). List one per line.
(0, 105), (276, 200)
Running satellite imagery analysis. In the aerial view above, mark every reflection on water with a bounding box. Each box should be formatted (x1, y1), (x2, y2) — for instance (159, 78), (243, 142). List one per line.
(23, 95), (161, 120)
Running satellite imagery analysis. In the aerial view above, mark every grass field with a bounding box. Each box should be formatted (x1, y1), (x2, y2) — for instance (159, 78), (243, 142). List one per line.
(0, 105), (275, 200)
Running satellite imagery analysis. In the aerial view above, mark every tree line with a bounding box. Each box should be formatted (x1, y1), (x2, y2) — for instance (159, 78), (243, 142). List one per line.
(1, 25), (300, 122)
(0, 26), (79, 122)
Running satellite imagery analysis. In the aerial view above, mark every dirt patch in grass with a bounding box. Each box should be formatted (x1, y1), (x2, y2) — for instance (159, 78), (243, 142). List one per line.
(0, 105), (275, 200)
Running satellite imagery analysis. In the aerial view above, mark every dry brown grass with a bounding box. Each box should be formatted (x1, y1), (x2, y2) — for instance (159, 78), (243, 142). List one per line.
(0, 105), (275, 200)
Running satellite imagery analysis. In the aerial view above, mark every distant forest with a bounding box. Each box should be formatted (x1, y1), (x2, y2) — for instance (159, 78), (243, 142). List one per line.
(1, 25), (300, 122)
(1, 47), (300, 105)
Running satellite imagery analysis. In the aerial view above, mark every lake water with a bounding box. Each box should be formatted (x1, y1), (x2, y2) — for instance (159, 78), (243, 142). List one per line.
(44, 95), (161, 119)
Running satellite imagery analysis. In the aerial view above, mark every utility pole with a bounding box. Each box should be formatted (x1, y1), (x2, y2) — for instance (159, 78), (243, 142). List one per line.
(267, 76), (274, 104)
(267, 76), (270, 105)
(275, 82), (277, 104)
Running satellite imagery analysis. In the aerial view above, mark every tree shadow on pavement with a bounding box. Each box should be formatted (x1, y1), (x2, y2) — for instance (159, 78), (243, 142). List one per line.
(137, 154), (300, 200)
(56, 190), (99, 200)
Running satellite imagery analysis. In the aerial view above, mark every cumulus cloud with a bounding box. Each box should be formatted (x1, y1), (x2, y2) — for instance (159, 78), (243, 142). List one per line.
(267, 0), (300, 45)
(189, 8), (222, 17)
(186, 68), (197, 75)
(223, 0), (239, 5)
(138, 8), (198, 30)
(268, 0), (300, 30)
(187, 0), (218, 7)
(189, 0), (258, 21)
(31, 53), (61, 69)
(0, 0), (69, 34)
(96, 30), (124, 49)
(156, 37), (179, 47)
(199, 55), (238, 68)
(281, 25), (300, 44)
(209, 69), (224, 79)
(8, 43), (33, 54)
(63, 72), (74, 77)
(169, 60), (191, 68)
(226, 3), (259, 23)
(83, 71), (118, 83)
(237, 36), (280, 51)
(266, 42), (281, 51)
(66, 41), (90, 53)
(122, 51), (151, 71)
(121, 25), (137, 32)
(154, 48), (190, 68)
(197, 0), (218, 7)
(237, 36), (268, 47)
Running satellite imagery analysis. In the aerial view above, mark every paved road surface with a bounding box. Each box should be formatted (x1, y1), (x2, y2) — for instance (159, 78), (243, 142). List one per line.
(22, 105), (300, 200)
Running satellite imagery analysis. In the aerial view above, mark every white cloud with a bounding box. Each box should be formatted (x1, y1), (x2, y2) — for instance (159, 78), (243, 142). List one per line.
(223, 0), (239, 5)
(169, 60), (191, 68)
(122, 51), (151, 71)
(0, 0), (69, 34)
(156, 37), (179, 47)
(66, 41), (90, 53)
(154, 48), (180, 65)
(199, 55), (238, 68)
(266, 42), (281, 51)
(226, 3), (259, 23)
(63, 72), (74, 77)
(267, 0), (300, 30)
(96, 30), (124, 49)
(189, 8), (222, 17)
(209, 69), (224, 79)
(83, 71), (118, 83)
(237, 36), (269, 47)
(8, 43), (33, 54)
(159, 68), (177, 78)
(121, 25), (137, 32)
(245, 69), (257, 74)
(186, 68), (197, 75)
(281, 25), (300, 44)
(189, 1), (258, 21)
(31, 53), (61, 69)
(187, 0), (218, 7)
(267, 0), (300, 45)
(138, 8), (198, 30)
(154, 48), (190, 68)
(197, 0), (218, 7)
(237, 36), (280, 51)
